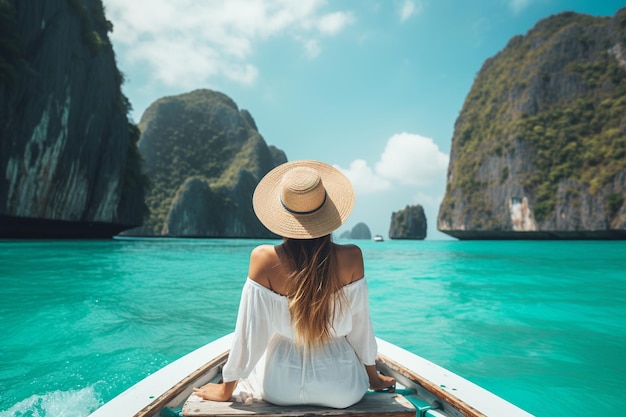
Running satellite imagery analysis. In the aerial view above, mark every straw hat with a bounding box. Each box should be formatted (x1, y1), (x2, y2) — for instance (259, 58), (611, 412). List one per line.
(253, 160), (354, 239)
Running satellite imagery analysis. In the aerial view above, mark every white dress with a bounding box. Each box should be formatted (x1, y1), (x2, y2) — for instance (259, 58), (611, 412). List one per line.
(221, 277), (377, 408)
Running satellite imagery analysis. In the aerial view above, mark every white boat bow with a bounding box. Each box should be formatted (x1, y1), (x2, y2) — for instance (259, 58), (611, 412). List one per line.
(89, 333), (534, 417)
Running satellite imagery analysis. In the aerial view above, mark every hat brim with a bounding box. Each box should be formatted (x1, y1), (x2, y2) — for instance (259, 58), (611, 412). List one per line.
(253, 160), (354, 239)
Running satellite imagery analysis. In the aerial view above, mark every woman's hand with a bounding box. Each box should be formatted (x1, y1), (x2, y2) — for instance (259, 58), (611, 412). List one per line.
(369, 372), (396, 391)
(365, 364), (396, 391)
(192, 380), (237, 401)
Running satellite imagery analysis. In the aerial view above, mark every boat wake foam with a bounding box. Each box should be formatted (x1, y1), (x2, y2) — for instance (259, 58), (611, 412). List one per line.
(0, 386), (101, 417)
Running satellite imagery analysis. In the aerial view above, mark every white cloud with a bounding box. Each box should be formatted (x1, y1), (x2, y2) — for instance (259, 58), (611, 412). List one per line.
(509, 0), (532, 13)
(336, 132), (448, 195)
(375, 132), (449, 186)
(399, 0), (422, 22)
(103, 0), (353, 87)
(302, 38), (322, 59)
(317, 11), (354, 35)
(224, 64), (260, 85)
(336, 132), (449, 239)
(410, 191), (443, 208)
(336, 159), (391, 195)
(129, 37), (220, 87)
(400, 1), (415, 22)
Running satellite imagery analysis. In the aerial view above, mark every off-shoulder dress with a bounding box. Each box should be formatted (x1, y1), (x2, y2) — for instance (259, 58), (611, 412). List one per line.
(221, 277), (377, 408)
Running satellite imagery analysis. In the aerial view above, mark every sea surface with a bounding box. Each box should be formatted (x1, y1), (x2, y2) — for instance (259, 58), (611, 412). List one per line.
(0, 238), (624, 417)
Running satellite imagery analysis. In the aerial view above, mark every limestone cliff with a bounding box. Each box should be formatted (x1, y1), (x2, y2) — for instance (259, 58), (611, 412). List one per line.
(348, 222), (372, 240)
(389, 205), (427, 240)
(438, 8), (626, 239)
(128, 89), (287, 237)
(0, 0), (147, 237)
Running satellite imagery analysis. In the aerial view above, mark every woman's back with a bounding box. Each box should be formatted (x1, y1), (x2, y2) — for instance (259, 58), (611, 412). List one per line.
(232, 240), (374, 408)
(248, 242), (364, 296)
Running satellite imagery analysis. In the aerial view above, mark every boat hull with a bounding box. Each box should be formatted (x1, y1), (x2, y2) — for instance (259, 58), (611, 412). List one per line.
(88, 334), (534, 417)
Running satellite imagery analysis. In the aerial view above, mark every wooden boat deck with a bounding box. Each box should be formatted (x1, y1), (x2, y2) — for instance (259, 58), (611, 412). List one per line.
(182, 391), (416, 416)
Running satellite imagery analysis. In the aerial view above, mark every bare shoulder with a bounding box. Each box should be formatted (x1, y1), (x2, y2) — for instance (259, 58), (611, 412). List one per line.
(334, 243), (364, 283)
(250, 244), (277, 262)
(248, 245), (280, 287)
(334, 243), (363, 258)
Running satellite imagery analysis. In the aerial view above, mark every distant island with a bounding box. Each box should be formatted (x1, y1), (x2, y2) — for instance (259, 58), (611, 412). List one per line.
(339, 222), (372, 240)
(389, 205), (427, 240)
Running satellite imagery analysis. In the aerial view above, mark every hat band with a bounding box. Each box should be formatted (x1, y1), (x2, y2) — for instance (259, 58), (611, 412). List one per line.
(280, 191), (328, 215)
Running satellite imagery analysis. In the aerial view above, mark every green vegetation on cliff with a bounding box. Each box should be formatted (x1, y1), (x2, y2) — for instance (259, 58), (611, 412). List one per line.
(140, 93), (244, 232)
(137, 89), (286, 236)
(120, 123), (150, 218)
(440, 8), (626, 230)
(68, 0), (113, 52)
(389, 205), (427, 239)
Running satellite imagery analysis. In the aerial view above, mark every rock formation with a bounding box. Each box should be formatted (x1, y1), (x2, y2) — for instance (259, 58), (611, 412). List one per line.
(348, 222), (372, 240)
(438, 8), (626, 239)
(0, 0), (147, 237)
(127, 89), (287, 237)
(339, 230), (350, 239)
(389, 205), (427, 240)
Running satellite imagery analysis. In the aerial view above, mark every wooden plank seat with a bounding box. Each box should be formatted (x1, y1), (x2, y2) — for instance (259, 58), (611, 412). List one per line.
(182, 391), (416, 417)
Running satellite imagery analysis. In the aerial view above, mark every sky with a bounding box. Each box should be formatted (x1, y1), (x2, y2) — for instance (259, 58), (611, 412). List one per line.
(101, 0), (625, 240)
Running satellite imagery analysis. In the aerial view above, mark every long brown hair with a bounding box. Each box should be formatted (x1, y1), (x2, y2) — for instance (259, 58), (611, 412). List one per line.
(282, 235), (346, 347)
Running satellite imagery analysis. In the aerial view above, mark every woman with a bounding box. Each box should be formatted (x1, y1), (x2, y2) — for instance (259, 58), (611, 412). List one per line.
(193, 160), (395, 408)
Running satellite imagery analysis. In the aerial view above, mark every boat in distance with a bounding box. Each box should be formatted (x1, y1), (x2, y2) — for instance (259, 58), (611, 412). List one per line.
(88, 333), (533, 417)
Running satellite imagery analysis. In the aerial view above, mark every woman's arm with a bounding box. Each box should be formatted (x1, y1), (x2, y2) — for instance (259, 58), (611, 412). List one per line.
(193, 380), (238, 401)
(365, 365), (396, 391)
(196, 247), (277, 402)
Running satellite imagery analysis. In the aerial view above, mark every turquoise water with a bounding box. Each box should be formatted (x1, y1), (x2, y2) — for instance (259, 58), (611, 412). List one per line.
(0, 238), (624, 417)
